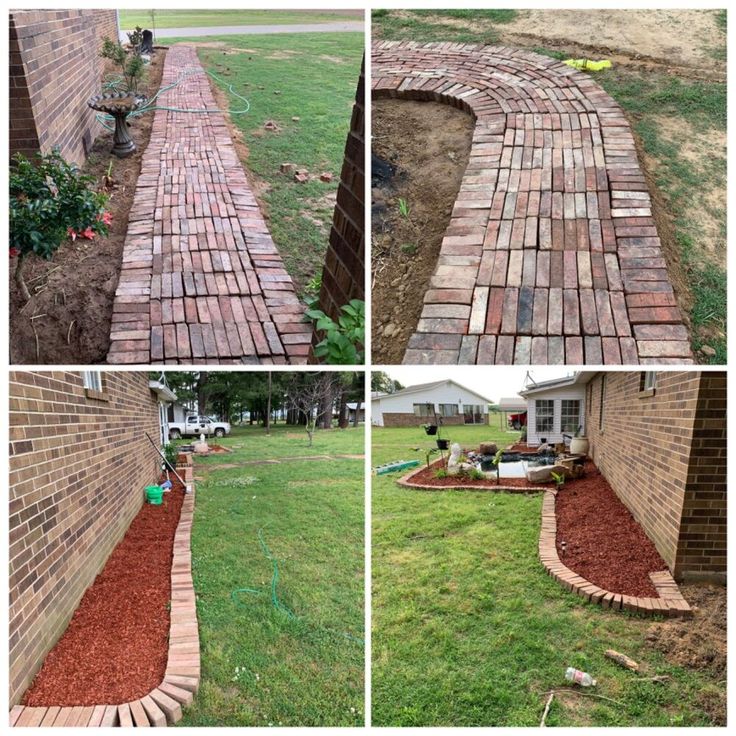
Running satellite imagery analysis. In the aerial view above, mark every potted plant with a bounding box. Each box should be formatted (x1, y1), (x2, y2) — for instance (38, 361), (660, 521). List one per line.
(436, 438), (449, 450)
(569, 426), (589, 456)
(424, 424), (438, 436)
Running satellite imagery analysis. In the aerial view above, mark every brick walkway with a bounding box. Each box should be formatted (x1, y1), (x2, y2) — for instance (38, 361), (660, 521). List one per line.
(373, 41), (693, 365)
(107, 45), (311, 364)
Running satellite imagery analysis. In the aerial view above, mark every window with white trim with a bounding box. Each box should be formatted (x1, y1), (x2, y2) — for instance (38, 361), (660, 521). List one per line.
(413, 403), (434, 417)
(561, 399), (581, 433)
(643, 372), (656, 391)
(438, 403), (459, 417)
(82, 371), (102, 392)
(535, 399), (554, 434)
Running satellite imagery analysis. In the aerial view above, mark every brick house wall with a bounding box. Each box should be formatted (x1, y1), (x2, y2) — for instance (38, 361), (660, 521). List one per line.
(9, 371), (161, 707)
(9, 9), (119, 165)
(584, 371), (726, 582)
(312, 56), (365, 357)
(382, 413), (475, 428)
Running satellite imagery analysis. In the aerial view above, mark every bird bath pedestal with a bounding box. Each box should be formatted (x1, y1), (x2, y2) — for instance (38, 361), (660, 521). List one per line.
(87, 92), (147, 158)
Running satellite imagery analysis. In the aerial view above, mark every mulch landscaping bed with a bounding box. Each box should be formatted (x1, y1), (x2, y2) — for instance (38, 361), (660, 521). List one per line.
(405, 457), (545, 490)
(403, 452), (669, 598)
(555, 468), (667, 598)
(22, 474), (185, 707)
(9, 50), (166, 365)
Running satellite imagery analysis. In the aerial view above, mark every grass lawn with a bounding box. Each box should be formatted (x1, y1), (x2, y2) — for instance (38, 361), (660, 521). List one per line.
(372, 425), (724, 726)
(177, 424), (364, 726)
(166, 32), (364, 293)
(372, 10), (726, 363)
(119, 9), (361, 29)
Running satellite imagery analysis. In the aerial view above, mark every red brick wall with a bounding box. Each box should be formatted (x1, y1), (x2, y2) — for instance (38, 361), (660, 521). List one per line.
(313, 56), (365, 356)
(381, 413), (476, 428)
(9, 371), (160, 706)
(585, 371), (726, 581)
(9, 9), (119, 165)
(676, 372), (726, 580)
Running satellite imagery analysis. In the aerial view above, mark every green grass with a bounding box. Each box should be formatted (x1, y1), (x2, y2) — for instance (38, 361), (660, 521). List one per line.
(166, 32), (363, 292)
(371, 9), (516, 44)
(119, 9), (359, 29)
(372, 425), (724, 726)
(177, 424), (364, 726)
(598, 72), (727, 362)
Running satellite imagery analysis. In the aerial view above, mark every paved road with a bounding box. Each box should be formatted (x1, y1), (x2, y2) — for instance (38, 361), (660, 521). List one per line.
(120, 21), (364, 41)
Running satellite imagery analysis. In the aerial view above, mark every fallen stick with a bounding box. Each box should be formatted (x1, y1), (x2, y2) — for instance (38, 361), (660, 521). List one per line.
(540, 691), (554, 727)
(636, 675), (670, 684)
(555, 687), (624, 707)
(605, 649), (639, 672)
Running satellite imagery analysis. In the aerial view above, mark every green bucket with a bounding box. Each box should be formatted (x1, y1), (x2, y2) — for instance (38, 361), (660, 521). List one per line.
(145, 485), (164, 505)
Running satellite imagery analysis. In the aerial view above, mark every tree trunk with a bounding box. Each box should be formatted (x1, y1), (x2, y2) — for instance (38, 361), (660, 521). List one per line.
(319, 386), (333, 430)
(196, 372), (209, 416)
(352, 400), (362, 428)
(338, 389), (349, 429)
(265, 371), (272, 435)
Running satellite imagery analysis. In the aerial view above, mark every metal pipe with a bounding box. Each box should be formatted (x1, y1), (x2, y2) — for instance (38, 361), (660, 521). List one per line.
(145, 432), (187, 489)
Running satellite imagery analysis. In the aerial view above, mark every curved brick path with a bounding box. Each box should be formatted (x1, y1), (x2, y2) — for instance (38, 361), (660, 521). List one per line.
(372, 41), (693, 365)
(108, 45), (311, 364)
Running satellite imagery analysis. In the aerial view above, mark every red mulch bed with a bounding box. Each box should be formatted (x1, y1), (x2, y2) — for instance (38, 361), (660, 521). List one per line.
(555, 468), (667, 597)
(22, 475), (185, 706)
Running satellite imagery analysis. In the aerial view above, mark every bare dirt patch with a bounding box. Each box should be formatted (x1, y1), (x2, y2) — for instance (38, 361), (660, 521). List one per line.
(9, 50), (166, 365)
(645, 583), (726, 725)
(499, 9), (724, 76)
(372, 98), (473, 364)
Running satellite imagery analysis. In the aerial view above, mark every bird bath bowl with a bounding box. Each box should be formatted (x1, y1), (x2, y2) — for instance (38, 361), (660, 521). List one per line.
(87, 92), (147, 158)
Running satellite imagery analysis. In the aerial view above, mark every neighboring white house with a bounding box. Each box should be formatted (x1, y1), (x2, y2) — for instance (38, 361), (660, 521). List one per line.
(371, 380), (492, 427)
(519, 373), (594, 446)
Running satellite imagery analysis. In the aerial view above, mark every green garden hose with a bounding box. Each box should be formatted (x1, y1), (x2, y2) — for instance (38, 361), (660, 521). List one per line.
(231, 528), (364, 646)
(95, 67), (251, 132)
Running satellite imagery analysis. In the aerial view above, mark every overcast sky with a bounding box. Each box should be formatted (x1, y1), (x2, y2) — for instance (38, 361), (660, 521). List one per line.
(381, 366), (576, 403)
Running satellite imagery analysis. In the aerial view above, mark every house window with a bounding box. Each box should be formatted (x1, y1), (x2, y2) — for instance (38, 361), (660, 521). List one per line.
(439, 404), (458, 417)
(641, 372), (657, 392)
(599, 375), (606, 430)
(413, 403), (434, 418)
(82, 371), (102, 392)
(561, 400), (581, 433)
(536, 399), (554, 433)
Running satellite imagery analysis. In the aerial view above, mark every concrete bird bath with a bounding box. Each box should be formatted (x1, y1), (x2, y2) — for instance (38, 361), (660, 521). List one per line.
(87, 92), (147, 157)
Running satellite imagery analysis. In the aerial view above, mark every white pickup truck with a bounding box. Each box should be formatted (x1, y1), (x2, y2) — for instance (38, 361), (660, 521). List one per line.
(169, 415), (231, 439)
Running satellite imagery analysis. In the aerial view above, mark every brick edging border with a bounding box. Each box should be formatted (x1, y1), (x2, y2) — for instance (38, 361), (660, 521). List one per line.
(394, 463), (692, 618)
(539, 489), (691, 618)
(10, 468), (200, 727)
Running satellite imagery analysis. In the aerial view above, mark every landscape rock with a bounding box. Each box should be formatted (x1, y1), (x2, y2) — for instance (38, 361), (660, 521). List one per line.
(319, 172), (333, 183)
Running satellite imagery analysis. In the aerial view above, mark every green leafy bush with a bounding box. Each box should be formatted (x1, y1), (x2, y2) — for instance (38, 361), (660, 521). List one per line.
(10, 150), (109, 301)
(101, 37), (145, 93)
(307, 299), (365, 365)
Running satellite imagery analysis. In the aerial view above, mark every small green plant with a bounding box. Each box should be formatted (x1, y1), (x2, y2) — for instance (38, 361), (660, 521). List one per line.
(435, 468), (448, 479)
(126, 26), (145, 50)
(10, 150), (110, 301)
(397, 197), (410, 218)
(468, 468), (485, 481)
(492, 449), (504, 485)
(307, 299), (365, 364)
(400, 243), (416, 255)
(162, 442), (180, 471)
(550, 471), (565, 490)
(101, 37), (145, 93)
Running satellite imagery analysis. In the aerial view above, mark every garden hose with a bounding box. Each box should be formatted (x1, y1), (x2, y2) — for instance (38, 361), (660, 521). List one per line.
(231, 528), (364, 646)
(95, 67), (251, 131)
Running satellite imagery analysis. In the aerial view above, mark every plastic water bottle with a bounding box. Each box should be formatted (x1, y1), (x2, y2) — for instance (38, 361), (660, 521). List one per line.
(565, 667), (597, 687)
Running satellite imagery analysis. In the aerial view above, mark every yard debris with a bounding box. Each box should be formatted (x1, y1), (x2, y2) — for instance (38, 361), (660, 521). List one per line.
(605, 649), (640, 672)
(280, 162), (297, 174)
(294, 169), (310, 183)
(319, 172), (334, 183)
(562, 58), (612, 71)
(540, 691), (554, 727)
(291, 116), (300, 122)
(565, 667), (596, 687)
(700, 345), (716, 357)
(263, 119), (280, 131)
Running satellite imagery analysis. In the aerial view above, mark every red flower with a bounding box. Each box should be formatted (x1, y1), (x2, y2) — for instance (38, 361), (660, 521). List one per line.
(67, 227), (77, 242)
(98, 211), (113, 225)
(80, 227), (96, 240)
(9, 247), (20, 258)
